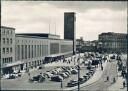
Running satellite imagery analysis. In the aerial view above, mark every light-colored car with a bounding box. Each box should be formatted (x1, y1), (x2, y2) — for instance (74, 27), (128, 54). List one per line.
(43, 72), (53, 78)
(4, 74), (10, 79)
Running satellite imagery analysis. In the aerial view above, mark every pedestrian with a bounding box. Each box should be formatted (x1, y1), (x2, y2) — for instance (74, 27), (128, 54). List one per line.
(107, 76), (109, 81)
(28, 72), (30, 76)
(101, 66), (103, 70)
(123, 81), (125, 88)
(113, 77), (116, 83)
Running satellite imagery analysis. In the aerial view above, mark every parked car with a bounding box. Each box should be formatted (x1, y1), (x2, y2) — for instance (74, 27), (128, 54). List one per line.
(8, 74), (15, 79)
(64, 70), (71, 75)
(71, 69), (78, 74)
(87, 66), (92, 70)
(51, 70), (58, 75)
(51, 75), (63, 82)
(61, 67), (67, 71)
(88, 71), (94, 75)
(59, 73), (68, 79)
(79, 77), (86, 84)
(32, 75), (45, 82)
(12, 73), (19, 78)
(110, 55), (115, 59)
(38, 66), (43, 69)
(4, 74), (10, 79)
(86, 73), (91, 78)
(64, 72), (70, 77)
(67, 80), (78, 87)
(75, 66), (78, 70)
(83, 75), (89, 80)
(43, 72), (53, 78)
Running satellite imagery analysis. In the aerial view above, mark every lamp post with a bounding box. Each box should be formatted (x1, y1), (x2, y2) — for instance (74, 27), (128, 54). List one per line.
(77, 48), (81, 91)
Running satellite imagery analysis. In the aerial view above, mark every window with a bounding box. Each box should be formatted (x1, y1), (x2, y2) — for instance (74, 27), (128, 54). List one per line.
(10, 31), (13, 34)
(10, 57), (13, 62)
(9, 57), (12, 63)
(3, 38), (5, 44)
(10, 38), (12, 44)
(28, 45), (30, 58)
(3, 48), (5, 54)
(5, 58), (7, 63)
(6, 30), (9, 34)
(2, 29), (5, 34)
(6, 58), (9, 63)
(10, 47), (12, 53)
(8, 58), (10, 63)
(6, 48), (9, 53)
(7, 38), (9, 44)
(2, 58), (5, 63)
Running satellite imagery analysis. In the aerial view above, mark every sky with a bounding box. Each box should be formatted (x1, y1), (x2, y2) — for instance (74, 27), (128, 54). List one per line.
(1, 1), (127, 41)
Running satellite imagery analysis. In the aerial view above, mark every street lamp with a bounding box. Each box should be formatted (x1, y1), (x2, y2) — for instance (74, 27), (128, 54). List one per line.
(77, 48), (81, 91)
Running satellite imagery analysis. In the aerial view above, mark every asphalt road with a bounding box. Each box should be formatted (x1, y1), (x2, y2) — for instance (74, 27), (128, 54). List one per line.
(79, 59), (118, 91)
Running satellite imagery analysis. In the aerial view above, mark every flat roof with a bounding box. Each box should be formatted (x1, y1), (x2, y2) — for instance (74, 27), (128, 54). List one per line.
(1, 26), (15, 30)
(99, 32), (127, 36)
(15, 34), (72, 41)
(16, 33), (60, 37)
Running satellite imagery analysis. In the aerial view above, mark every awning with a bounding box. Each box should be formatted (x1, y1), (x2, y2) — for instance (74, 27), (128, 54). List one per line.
(2, 61), (23, 68)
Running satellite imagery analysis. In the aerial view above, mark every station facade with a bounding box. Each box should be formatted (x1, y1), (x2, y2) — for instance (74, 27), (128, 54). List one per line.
(1, 26), (73, 74)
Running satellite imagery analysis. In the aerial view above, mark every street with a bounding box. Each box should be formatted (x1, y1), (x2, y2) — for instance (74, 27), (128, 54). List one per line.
(80, 59), (117, 91)
(1, 53), (127, 91)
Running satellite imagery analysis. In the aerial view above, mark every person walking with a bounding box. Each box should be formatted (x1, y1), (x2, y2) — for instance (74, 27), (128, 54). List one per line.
(113, 77), (116, 83)
(107, 76), (109, 81)
(123, 81), (125, 88)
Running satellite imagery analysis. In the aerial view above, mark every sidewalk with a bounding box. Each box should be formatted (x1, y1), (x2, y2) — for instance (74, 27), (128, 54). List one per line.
(64, 60), (108, 90)
(108, 72), (127, 91)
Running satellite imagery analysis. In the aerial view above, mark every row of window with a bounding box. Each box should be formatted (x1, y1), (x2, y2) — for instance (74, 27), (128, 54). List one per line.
(16, 45), (48, 60)
(50, 43), (59, 54)
(2, 29), (13, 35)
(16, 39), (48, 44)
(3, 47), (13, 54)
(2, 57), (13, 64)
(61, 45), (73, 53)
(2, 38), (13, 44)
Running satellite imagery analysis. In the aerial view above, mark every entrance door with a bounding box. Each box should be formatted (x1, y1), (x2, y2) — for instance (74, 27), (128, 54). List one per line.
(21, 64), (24, 70)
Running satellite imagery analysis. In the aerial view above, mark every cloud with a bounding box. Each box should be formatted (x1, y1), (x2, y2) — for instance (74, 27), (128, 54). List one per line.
(1, 1), (127, 41)
(44, 1), (127, 11)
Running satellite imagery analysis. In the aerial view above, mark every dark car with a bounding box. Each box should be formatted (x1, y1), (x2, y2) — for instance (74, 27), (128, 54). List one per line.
(110, 55), (115, 59)
(51, 75), (63, 82)
(32, 75), (45, 82)
(79, 77), (86, 84)
(67, 80), (78, 87)
(87, 66), (92, 70)
(83, 75), (89, 80)
(86, 73), (91, 78)
(8, 74), (15, 79)
(71, 69), (78, 74)
(88, 71), (94, 75)
(38, 66), (43, 69)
